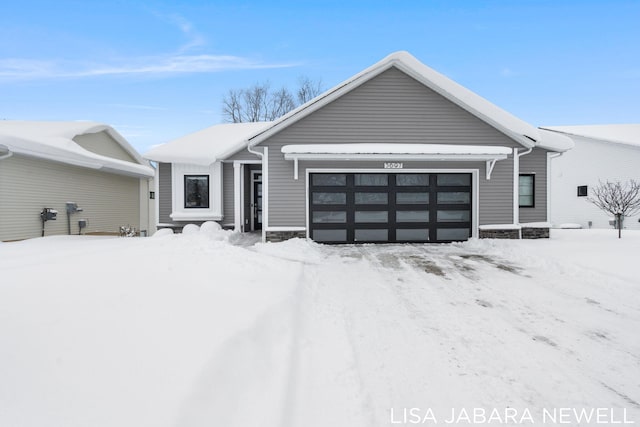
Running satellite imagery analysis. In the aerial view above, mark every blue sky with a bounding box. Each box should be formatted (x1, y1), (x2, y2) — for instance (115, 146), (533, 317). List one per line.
(1, 0), (639, 153)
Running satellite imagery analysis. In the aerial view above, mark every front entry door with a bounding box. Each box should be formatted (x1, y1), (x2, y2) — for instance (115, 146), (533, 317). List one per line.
(251, 172), (263, 230)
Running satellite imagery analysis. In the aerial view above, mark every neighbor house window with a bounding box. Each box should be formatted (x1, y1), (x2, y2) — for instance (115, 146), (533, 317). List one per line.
(519, 174), (535, 207)
(184, 175), (209, 208)
(577, 185), (588, 197)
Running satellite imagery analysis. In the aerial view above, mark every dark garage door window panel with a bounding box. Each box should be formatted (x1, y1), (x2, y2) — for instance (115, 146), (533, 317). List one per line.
(309, 173), (472, 243)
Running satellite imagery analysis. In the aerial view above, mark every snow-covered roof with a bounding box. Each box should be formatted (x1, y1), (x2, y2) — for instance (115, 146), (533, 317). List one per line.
(0, 121), (153, 178)
(250, 51), (574, 153)
(144, 122), (273, 166)
(540, 124), (640, 149)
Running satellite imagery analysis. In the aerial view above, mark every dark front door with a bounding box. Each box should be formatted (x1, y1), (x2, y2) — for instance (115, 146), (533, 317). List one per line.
(308, 172), (472, 244)
(252, 173), (262, 230)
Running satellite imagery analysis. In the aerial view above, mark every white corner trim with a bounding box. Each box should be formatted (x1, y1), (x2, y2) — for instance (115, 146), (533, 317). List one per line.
(546, 151), (563, 224)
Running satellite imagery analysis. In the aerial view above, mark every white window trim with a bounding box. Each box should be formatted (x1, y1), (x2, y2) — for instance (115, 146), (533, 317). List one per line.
(170, 162), (222, 221)
(304, 168), (480, 240)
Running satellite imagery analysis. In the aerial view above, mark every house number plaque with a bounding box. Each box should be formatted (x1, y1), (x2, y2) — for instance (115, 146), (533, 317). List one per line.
(384, 162), (403, 169)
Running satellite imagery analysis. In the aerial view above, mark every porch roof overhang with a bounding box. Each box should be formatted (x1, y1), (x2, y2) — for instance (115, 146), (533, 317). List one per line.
(281, 144), (511, 179)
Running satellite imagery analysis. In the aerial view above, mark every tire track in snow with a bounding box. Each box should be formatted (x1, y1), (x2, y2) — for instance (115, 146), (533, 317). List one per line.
(280, 250), (377, 427)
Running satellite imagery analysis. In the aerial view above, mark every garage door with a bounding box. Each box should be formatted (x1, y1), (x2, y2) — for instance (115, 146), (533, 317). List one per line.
(309, 173), (472, 243)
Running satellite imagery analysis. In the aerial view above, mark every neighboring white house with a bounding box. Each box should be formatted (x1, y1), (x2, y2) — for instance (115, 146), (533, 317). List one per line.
(0, 121), (156, 241)
(541, 124), (640, 230)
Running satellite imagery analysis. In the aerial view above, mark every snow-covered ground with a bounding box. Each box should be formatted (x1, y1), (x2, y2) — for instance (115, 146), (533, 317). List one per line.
(1, 228), (638, 426)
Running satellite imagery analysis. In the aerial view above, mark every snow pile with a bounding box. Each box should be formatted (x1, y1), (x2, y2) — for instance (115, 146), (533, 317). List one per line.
(558, 223), (583, 229)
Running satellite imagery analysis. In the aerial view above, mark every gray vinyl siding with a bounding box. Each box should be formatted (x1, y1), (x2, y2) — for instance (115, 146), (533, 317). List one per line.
(267, 158), (513, 228)
(158, 162), (173, 224)
(222, 162), (234, 226)
(260, 66), (520, 228)
(73, 131), (137, 163)
(0, 154), (140, 241)
(519, 148), (548, 223)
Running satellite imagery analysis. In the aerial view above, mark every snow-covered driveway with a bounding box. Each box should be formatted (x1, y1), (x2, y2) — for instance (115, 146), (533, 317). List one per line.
(245, 238), (640, 426)
(1, 230), (639, 426)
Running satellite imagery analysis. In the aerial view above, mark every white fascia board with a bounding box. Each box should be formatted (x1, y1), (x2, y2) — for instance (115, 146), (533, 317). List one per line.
(284, 153), (508, 162)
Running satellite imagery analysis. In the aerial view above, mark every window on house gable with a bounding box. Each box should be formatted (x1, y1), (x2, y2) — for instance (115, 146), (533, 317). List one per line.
(519, 174), (535, 208)
(184, 175), (209, 208)
(577, 185), (588, 197)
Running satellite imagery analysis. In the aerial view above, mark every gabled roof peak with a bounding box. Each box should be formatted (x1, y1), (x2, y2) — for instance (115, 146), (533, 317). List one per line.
(249, 51), (573, 152)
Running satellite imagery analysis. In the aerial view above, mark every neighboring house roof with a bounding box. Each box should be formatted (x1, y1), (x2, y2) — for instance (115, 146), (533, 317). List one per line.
(0, 121), (154, 178)
(144, 122), (273, 166)
(540, 124), (640, 149)
(249, 51), (574, 153)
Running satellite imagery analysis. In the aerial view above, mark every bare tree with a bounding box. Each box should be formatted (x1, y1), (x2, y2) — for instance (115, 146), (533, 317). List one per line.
(221, 89), (243, 123)
(222, 77), (323, 123)
(296, 76), (323, 105)
(268, 86), (296, 120)
(589, 179), (640, 238)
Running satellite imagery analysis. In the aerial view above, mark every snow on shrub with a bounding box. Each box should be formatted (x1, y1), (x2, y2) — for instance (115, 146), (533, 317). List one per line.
(152, 228), (174, 237)
(200, 221), (222, 234)
(181, 224), (200, 235)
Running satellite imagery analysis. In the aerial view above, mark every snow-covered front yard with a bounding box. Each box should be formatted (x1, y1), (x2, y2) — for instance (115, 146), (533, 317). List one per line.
(1, 229), (639, 426)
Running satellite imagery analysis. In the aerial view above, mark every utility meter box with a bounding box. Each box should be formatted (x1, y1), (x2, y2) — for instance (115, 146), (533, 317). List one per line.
(66, 202), (83, 213)
(41, 208), (58, 221)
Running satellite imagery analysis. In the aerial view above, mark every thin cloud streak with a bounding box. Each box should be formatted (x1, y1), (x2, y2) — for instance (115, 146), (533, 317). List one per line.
(0, 54), (299, 81)
(150, 11), (207, 53)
